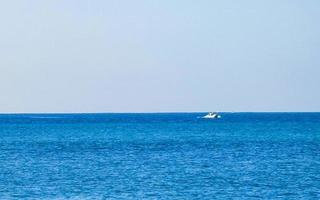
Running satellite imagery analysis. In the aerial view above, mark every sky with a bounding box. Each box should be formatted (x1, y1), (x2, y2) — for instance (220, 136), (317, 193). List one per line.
(0, 0), (319, 113)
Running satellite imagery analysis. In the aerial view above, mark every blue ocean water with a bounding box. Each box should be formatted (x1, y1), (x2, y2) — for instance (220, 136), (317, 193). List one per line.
(0, 113), (319, 199)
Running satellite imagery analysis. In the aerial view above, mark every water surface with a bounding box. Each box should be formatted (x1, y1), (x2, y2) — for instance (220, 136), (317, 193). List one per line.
(0, 113), (319, 199)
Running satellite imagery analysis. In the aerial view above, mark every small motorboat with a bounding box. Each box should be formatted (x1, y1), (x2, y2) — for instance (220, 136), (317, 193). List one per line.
(202, 112), (221, 119)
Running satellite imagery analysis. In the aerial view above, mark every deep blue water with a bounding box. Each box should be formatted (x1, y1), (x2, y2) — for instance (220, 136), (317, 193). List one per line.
(0, 113), (319, 199)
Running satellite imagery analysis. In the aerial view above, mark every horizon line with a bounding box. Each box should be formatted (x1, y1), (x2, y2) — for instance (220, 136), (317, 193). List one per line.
(0, 111), (319, 115)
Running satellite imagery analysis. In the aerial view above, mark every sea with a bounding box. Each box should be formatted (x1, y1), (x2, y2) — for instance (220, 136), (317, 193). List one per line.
(0, 113), (319, 199)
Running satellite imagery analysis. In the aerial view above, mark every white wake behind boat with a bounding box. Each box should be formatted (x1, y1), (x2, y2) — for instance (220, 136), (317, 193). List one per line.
(202, 112), (221, 119)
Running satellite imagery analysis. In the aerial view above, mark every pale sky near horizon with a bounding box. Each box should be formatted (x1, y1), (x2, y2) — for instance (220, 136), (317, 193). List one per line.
(0, 0), (319, 113)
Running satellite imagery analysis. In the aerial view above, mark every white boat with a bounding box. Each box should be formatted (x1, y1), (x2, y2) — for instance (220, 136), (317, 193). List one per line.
(202, 112), (221, 119)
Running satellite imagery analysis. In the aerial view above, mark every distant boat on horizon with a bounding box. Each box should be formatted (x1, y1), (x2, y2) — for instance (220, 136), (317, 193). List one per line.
(202, 112), (221, 119)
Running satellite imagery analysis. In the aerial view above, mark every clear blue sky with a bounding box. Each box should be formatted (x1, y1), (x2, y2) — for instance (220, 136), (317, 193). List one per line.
(0, 0), (319, 113)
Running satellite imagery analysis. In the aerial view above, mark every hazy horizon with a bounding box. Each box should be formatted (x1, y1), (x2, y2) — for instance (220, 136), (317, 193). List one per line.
(1, 111), (320, 115)
(1, 0), (319, 113)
